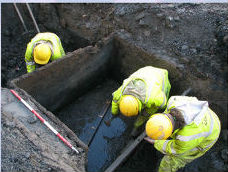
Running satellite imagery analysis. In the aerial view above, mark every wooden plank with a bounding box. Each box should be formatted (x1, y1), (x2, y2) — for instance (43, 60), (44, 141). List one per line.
(104, 131), (147, 172)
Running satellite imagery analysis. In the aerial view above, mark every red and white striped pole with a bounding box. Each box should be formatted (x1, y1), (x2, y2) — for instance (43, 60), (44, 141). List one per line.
(10, 89), (79, 154)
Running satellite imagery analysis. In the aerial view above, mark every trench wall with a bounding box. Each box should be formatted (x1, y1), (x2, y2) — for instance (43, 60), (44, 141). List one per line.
(11, 39), (115, 112)
(112, 36), (186, 95)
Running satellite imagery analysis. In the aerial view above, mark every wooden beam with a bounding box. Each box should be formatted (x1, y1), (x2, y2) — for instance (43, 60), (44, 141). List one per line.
(104, 131), (147, 172)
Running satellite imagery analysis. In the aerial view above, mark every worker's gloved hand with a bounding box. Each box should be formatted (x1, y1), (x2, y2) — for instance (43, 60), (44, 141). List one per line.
(134, 115), (149, 128)
(144, 137), (155, 144)
(130, 127), (141, 138)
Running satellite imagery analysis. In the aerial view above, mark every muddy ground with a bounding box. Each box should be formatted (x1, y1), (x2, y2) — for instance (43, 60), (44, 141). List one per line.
(1, 3), (228, 172)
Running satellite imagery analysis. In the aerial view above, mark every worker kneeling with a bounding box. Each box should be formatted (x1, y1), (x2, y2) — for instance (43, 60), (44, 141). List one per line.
(144, 96), (221, 172)
(25, 32), (65, 73)
(111, 66), (171, 136)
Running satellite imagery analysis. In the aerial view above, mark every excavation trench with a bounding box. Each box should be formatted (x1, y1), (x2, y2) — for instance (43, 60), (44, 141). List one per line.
(10, 35), (226, 172)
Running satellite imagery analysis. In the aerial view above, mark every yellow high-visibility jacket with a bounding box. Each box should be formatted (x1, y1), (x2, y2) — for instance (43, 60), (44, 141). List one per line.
(25, 32), (65, 73)
(154, 96), (221, 172)
(112, 66), (171, 127)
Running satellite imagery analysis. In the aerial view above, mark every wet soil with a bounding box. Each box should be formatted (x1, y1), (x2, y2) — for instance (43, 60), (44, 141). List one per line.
(55, 79), (137, 172)
(55, 79), (119, 145)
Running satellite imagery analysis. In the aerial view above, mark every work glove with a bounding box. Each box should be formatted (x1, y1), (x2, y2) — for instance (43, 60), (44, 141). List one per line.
(111, 100), (119, 115)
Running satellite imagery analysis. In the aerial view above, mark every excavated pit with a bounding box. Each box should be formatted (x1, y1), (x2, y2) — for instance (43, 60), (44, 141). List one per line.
(11, 35), (226, 172)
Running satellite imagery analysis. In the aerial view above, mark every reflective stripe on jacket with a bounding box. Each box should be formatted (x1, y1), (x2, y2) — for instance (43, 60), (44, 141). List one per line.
(112, 66), (171, 115)
(154, 96), (221, 160)
(25, 32), (65, 73)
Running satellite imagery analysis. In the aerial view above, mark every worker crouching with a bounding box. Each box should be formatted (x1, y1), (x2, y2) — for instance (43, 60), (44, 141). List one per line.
(144, 96), (221, 172)
(111, 66), (171, 136)
(25, 32), (65, 73)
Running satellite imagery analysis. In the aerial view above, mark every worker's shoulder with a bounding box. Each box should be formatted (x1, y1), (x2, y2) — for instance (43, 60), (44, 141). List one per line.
(141, 66), (168, 71)
(137, 66), (169, 74)
(168, 96), (198, 103)
(34, 32), (58, 38)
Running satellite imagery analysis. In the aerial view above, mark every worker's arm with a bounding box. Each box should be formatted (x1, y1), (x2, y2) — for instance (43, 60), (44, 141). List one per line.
(146, 87), (167, 112)
(154, 138), (202, 155)
(133, 109), (149, 128)
(58, 40), (66, 56)
(50, 35), (66, 61)
(111, 86), (123, 115)
(54, 35), (65, 57)
(111, 100), (119, 115)
(154, 126), (204, 155)
(163, 69), (171, 98)
(146, 69), (171, 110)
(25, 61), (36, 73)
(154, 91), (167, 109)
(25, 42), (36, 73)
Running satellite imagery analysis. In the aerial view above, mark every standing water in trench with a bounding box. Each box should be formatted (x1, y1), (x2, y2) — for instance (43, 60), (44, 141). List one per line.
(55, 79), (135, 172)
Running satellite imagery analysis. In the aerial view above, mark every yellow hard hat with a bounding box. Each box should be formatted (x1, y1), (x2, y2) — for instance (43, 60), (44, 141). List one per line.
(145, 113), (173, 140)
(33, 43), (52, 65)
(119, 95), (139, 117)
